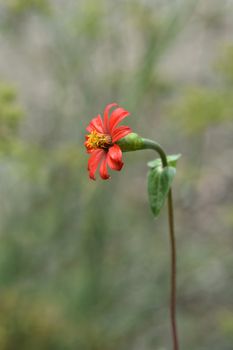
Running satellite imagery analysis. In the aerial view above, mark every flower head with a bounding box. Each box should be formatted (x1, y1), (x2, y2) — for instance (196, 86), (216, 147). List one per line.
(84, 103), (131, 180)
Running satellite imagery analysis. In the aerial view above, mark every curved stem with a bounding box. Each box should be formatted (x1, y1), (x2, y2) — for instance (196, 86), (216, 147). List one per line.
(141, 138), (168, 167)
(142, 139), (179, 350)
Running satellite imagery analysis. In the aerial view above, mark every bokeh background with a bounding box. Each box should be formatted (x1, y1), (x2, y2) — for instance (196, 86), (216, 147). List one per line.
(0, 0), (232, 349)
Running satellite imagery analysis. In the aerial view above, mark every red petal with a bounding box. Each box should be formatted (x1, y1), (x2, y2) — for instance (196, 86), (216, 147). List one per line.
(99, 154), (110, 180)
(103, 103), (118, 132)
(107, 156), (123, 171)
(108, 144), (122, 162)
(107, 145), (123, 171)
(86, 114), (104, 133)
(88, 149), (104, 180)
(111, 126), (132, 143)
(109, 108), (130, 133)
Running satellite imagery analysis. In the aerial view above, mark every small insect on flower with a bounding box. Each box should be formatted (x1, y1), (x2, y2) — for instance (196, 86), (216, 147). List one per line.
(84, 103), (132, 180)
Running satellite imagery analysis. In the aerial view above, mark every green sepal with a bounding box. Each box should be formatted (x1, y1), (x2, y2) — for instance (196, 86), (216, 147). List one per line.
(147, 166), (176, 218)
(117, 133), (144, 152)
(147, 154), (181, 169)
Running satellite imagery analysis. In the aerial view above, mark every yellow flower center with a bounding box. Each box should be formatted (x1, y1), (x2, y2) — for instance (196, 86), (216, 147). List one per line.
(86, 130), (112, 150)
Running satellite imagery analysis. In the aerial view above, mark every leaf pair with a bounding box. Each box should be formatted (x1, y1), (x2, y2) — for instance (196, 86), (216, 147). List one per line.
(147, 154), (181, 218)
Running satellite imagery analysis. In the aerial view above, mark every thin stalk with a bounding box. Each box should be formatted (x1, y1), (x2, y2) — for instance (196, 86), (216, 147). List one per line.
(168, 189), (179, 350)
(141, 138), (168, 168)
(142, 139), (179, 350)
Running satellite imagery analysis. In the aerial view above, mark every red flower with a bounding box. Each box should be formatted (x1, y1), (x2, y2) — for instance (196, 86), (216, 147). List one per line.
(84, 103), (131, 180)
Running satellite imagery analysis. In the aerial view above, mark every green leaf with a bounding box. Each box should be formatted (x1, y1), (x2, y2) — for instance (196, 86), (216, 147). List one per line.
(147, 154), (181, 169)
(147, 166), (176, 217)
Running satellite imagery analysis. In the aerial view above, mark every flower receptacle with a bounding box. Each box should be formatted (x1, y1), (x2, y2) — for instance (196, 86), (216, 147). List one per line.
(116, 133), (144, 152)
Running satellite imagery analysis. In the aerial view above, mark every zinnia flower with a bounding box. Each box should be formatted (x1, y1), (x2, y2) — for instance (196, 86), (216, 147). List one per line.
(85, 103), (131, 180)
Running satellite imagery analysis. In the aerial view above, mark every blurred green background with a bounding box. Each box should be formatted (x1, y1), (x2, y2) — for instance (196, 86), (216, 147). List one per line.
(0, 0), (232, 349)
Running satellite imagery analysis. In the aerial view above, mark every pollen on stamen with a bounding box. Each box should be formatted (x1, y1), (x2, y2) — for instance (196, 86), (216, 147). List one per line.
(85, 130), (112, 151)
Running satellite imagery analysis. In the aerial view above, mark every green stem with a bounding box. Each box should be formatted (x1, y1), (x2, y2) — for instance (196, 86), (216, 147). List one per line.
(141, 138), (168, 167)
(168, 189), (179, 350)
(118, 134), (179, 349)
(142, 139), (179, 350)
